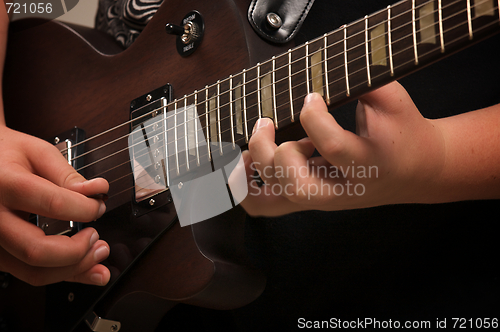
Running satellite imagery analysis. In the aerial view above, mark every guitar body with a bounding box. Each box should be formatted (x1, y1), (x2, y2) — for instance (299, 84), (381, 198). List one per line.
(1, 0), (288, 330)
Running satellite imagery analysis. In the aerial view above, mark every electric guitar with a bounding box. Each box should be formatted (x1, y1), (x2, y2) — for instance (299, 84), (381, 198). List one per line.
(1, 0), (499, 331)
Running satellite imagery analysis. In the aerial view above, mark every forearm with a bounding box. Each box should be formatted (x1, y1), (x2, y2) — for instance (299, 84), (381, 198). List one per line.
(423, 104), (500, 203)
(1, 1), (9, 126)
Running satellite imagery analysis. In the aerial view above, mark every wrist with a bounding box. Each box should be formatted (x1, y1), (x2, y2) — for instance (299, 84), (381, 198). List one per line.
(397, 118), (447, 205)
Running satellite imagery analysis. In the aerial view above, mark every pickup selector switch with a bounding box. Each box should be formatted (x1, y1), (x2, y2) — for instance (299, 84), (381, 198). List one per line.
(166, 10), (204, 57)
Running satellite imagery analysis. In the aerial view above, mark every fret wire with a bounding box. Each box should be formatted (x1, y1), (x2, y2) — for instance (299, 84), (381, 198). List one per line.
(174, 99), (180, 175)
(243, 69), (249, 143)
(229, 75), (235, 149)
(257, 63), (262, 119)
(467, 0), (473, 39)
(364, 16), (372, 87)
(412, 0), (419, 65)
(183, 95), (189, 171)
(217, 80), (223, 155)
(194, 90), (200, 166)
(323, 34), (331, 105)
(343, 25), (350, 97)
(272, 56), (278, 128)
(288, 50), (295, 122)
(205, 86), (211, 161)
(439, 0), (445, 52)
(305, 41), (311, 95)
(387, 5), (394, 76)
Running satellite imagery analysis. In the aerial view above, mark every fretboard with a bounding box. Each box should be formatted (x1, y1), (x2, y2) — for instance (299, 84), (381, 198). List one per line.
(140, 0), (500, 179)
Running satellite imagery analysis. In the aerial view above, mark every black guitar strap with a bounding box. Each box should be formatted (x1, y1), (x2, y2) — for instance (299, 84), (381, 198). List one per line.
(248, 0), (316, 43)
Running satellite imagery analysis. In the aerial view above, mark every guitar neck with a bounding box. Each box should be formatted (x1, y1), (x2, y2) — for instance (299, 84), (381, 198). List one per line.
(120, 0), (500, 190)
(162, 0), (499, 159)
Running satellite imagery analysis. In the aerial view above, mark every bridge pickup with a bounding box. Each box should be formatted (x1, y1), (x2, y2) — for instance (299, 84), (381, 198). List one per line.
(34, 127), (85, 235)
(129, 84), (174, 217)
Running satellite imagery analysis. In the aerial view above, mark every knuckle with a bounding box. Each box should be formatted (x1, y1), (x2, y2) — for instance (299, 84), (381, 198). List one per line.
(275, 141), (293, 155)
(274, 142), (296, 164)
(1, 169), (28, 206)
(21, 242), (43, 267)
(69, 243), (88, 264)
(321, 138), (346, 157)
(41, 191), (65, 218)
(61, 171), (82, 189)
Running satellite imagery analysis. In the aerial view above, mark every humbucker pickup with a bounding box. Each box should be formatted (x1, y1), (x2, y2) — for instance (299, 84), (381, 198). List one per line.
(33, 127), (85, 236)
(129, 84), (174, 217)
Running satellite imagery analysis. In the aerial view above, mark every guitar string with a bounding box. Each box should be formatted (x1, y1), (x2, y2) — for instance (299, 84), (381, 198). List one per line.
(84, 3), (482, 178)
(69, 0), (471, 168)
(60, 0), (463, 158)
(51, 0), (496, 196)
(89, 7), (498, 197)
(110, 19), (500, 199)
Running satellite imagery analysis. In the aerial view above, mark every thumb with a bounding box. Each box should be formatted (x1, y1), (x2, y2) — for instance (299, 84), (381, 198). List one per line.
(358, 81), (416, 116)
(300, 93), (373, 167)
(24, 134), (109, 196)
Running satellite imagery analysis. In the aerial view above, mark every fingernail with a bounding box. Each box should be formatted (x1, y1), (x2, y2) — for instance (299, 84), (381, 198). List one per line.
(252, 118), (271, 134)
(94, 245), (109, 262)
(304, 93), (319, 105)
(90, 273), (103, 285)
(97, 201), (106, 219)
(84, 178), (100, 185)
(90, 231), (99, 247)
